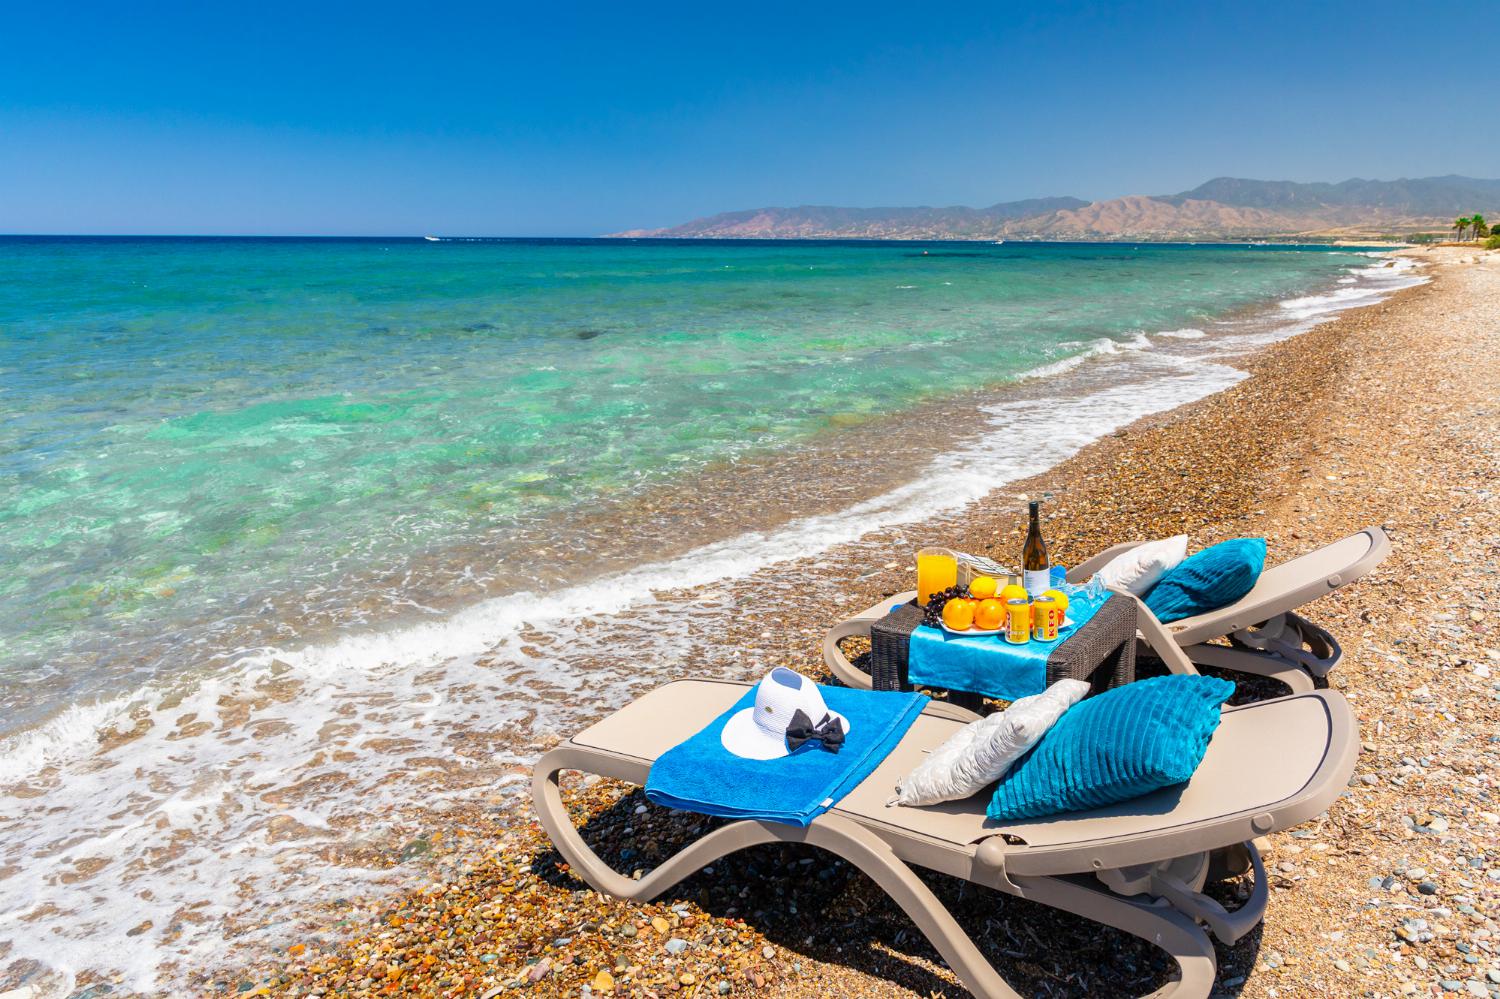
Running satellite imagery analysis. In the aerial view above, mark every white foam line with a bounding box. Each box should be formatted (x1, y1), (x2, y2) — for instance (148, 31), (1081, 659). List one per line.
(1267, 255), (1427, 331)
(0, 697), (138, 783)
(1019, 329), (1154, 380)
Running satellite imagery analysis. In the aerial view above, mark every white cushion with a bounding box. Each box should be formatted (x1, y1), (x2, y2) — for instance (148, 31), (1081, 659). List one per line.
(893, 679), (1090, 807)
(1093, 535), (1189, 596)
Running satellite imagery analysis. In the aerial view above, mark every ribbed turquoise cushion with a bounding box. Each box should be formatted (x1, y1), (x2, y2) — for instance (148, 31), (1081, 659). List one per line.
(1143, 538), (1266, 623)
(987, 675), (1234, 821)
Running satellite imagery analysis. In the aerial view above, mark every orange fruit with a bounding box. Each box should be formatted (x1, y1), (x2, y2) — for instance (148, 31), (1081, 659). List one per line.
(973, 598), (1005, 630)
(1042, 588), (1070, 613)
(969, 575), (998, 600)
(1000, 583), (1028, 603)
(941, 598), (975, 631)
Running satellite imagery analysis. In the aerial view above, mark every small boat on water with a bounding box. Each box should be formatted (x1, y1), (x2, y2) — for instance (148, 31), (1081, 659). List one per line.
(423, 235), (441, 242)
(993, 239), (1006, 245)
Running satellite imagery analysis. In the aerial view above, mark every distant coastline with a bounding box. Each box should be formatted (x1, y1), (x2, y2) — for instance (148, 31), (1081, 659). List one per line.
(609, 173), (1500, 243)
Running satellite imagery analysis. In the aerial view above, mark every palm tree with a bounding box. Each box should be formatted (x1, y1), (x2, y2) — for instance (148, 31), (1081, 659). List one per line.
(1471, 213), (1489, 239)
(1454, 216), (1471, 240)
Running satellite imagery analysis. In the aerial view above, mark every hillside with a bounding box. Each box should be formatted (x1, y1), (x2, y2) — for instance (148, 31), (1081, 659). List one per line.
(1170, 174), (1500, 213)
(612, 197), (1087, 240)
(610, 175), (1500, 241)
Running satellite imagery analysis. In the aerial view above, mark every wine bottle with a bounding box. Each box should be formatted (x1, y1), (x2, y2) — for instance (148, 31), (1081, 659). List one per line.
(1022, 500), (1050, 598)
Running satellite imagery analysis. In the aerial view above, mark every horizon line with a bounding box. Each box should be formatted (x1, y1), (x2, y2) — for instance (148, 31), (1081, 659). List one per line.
(0, 233), (1388, 244)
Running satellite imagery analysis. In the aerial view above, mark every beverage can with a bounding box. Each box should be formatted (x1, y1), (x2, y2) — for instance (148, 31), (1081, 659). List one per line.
(1004, 598), (1030, 645)
(1031, 596), (1059, 641)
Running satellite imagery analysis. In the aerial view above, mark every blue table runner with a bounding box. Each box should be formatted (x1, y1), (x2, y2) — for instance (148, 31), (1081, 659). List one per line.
(907, 582), (1108, 702)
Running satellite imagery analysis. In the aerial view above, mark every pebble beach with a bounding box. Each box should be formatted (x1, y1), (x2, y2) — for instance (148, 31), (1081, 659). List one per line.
(173, 244), (1498, 997)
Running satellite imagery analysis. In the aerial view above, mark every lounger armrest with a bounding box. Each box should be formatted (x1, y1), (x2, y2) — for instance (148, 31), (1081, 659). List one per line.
(1109, 586), (1200, 675)
(822, 618), (876, 690)
(922, 700), (985, 724)
(1164, 527), (1390, 648)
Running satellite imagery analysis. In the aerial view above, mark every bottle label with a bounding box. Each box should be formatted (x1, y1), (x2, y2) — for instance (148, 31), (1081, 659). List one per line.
(1024, 569), (1051, 598)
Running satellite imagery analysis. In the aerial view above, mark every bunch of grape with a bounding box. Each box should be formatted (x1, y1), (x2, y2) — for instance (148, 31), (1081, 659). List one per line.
(923, 584), (970, 628)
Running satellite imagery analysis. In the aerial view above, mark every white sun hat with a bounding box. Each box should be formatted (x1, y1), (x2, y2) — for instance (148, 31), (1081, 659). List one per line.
(720, 667), (852, 760)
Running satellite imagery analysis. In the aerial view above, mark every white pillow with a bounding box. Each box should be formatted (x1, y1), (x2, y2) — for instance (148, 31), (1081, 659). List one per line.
(1093, 535), (1189, 596)
(892, 679), (1090, 807)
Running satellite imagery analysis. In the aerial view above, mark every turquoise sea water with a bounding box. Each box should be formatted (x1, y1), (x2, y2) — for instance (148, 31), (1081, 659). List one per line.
(0, 237), (1367, 728)
(3, 236), (1429, 995)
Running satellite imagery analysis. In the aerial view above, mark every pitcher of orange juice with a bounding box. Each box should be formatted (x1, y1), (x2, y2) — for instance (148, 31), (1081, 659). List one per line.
(916, 548), (960, 606)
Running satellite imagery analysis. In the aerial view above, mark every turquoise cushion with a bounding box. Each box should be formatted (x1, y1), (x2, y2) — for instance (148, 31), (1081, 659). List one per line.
(987, 675), (1234, 821)
(1143, 538), (1266, 623)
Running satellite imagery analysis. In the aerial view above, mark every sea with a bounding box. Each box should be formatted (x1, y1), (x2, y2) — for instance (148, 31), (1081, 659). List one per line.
(0, 236), (1425, 994)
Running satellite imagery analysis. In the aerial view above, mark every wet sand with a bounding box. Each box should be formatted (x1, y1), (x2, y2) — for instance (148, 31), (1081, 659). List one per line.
(188, 246), (1500, 998)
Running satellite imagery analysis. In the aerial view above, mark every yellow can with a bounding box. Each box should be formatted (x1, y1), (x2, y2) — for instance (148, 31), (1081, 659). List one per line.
(1004, 598), (1031, 645)
(1031, 596), (1059, 641)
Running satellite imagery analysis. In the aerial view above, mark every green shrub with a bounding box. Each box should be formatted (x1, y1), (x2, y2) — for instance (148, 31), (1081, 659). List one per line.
(1486, 234), (1500, 250)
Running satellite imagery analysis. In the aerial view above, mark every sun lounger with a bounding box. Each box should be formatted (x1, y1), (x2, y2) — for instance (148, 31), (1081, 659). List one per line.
(825, 527), (1389, 695)
(533, 678), (1358, 999)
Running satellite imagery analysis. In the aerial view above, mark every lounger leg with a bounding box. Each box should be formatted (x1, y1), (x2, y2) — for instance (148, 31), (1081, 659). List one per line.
(533, 749), (791, 902)
(1099, 586), (1202, 680)
(804, 816), (1030, 999)
(1014, 875), (1219, 999)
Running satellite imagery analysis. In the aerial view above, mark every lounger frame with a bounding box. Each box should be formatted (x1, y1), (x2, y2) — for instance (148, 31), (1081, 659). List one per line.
(825, 527), (1389, 696)
(533, 678), (1357, 999)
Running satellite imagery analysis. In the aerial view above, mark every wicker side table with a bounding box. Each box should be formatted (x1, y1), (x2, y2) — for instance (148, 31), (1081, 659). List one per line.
(868, 594), (1136, 704)
(869, 602), (925, 692)
(1045, 593), (1137, 695)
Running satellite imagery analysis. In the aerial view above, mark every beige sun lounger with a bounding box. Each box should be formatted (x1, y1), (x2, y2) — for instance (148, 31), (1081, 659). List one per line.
(533, 678), (1358, 999)
(825, 527), (1389, 696)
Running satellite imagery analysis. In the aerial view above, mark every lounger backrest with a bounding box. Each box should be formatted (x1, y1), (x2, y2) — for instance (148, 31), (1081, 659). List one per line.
(1160, 527), (1389, 646)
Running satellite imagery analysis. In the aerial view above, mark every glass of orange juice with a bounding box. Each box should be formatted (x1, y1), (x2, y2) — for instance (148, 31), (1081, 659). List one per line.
(916, 548), (959, 606)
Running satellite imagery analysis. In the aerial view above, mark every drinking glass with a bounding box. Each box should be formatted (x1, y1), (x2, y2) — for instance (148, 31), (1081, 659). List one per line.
(916, 548), (959, 606)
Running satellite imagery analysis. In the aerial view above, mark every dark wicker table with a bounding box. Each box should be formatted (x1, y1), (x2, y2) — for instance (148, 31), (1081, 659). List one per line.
(869, 593), (1138, 709)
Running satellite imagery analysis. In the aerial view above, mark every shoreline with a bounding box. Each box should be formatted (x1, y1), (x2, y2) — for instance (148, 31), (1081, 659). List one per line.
(1, 247), (1401, 753)
(0, 244), (1387, 746)
(1, 246), (1489, 998)
(173, 246), (1500, 998)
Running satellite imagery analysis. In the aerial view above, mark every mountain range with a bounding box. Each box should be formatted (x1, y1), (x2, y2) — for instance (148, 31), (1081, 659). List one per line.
(610, 175), (1500, 241)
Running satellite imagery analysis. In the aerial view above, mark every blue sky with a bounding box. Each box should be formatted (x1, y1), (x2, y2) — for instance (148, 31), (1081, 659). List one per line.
(2, 1), (1497, 235)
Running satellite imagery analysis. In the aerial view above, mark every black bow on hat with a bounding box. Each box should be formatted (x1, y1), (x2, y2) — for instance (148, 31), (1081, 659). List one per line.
(786, 709), (845, 753)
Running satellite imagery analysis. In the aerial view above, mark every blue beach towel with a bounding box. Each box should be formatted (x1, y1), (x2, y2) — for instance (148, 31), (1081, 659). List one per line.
(645, 684), (928, 826)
